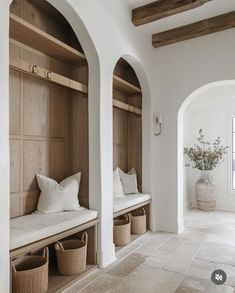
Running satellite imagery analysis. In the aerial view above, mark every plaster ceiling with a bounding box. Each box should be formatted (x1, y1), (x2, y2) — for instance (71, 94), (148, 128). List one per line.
(123, 0), (235, 35)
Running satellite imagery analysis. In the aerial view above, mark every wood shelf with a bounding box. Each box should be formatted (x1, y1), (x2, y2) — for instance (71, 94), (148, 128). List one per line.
(113, 99), (142, 116)
(113, 75), (141, 95)
(10, 58), (88, 94)
(10, 13), (86, 64)
(115, 232), (150, 253)
(48, 263), (97, 293)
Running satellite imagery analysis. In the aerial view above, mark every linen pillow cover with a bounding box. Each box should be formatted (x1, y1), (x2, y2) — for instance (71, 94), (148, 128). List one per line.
(113, 168), (124, 197)
(36, 172), (81, 213)
(118, 168), (138, 195)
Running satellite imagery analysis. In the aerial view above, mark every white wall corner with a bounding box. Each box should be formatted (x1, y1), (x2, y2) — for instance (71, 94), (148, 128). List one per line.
(97, 243), (116, 269)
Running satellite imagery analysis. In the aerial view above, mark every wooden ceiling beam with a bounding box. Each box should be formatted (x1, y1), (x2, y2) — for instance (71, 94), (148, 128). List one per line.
(152, 11), (235, 48)
(132, 0), (212, 26)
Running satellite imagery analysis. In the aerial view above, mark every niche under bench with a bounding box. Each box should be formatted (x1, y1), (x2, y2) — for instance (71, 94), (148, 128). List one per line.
(10, 210), (98, 293)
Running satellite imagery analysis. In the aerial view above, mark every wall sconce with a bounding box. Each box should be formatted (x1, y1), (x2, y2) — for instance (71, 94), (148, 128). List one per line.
(154, 114), (162, 136)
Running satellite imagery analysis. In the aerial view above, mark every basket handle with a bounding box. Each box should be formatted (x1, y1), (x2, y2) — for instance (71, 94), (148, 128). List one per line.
(140, 207), (146, 215)
(42, 247), (49, 261)
(125, 213), (132, 223)
(56, 241), (64, 251)
(11, 260), (17, 273)
(82, 232), (88, 245)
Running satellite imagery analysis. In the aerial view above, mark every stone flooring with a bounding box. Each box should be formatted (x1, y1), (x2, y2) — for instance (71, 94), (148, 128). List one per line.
(65, 210), (235, 293)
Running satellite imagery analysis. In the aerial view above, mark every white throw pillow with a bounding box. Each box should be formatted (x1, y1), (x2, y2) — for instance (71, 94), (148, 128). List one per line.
(36, 172), (81, 213)
(119, 168), (138, 195)
(113, 168), (124, 197)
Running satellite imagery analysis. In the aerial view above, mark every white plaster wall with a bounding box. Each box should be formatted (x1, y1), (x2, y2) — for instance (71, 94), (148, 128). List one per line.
(64, 0), (154, 266)
(184, 91), (235, 212)
(0, 1), (10, 292)
(149, 29), (235, 233)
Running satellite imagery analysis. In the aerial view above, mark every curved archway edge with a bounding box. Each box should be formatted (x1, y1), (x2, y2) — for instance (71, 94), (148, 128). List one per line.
(177, 80), (235, 230)
(113, 54), (154, 229)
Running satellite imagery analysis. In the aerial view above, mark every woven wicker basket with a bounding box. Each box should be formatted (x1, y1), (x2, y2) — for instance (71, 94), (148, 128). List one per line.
(129, 207), (146, 235)
(113, 214), (131, 246)
(12, 247), (49, 293)
(55, 232), (88, 276)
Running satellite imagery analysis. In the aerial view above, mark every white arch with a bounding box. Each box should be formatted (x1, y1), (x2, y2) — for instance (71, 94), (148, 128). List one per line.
(177, 80), (235, 228)
(113, 54), (153, 228)
(8, 0), (108, 265)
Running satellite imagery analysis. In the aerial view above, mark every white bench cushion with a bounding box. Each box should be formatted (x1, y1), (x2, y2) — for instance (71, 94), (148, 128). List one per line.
(10, 207), (98, 250)
(113, 193), (151, 213)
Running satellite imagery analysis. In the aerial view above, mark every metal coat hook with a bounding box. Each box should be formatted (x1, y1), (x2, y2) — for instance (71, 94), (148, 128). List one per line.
(154, 114), (162, 136)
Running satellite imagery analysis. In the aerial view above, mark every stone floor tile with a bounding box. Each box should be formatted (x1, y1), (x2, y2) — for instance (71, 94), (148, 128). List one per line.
(196, 242), (235, 266)
(80, 273), (122, 293)
(159, 236), (185, 252)
(175, 275), (235, 293)
(111, 264), (183, 293)
(170, 243), (200, 265)
(106, 253), (147, 277)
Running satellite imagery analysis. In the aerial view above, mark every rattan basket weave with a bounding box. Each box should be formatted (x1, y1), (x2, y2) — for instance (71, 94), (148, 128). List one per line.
(113, 214), (131, 246)
(55, 232), (88, 276)
(12, 247), (49, 293)
(129, 207), (146, 235)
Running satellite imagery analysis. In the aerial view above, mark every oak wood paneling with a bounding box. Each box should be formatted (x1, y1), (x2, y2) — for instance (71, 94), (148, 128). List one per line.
(23, 140), (43, 191)
(10, 0), (89, 217)
(113, 59), (142, 190)
(70, 92), (89, 208)
(10, 70), (21, 135)
(23, 75), (49, 137)
(10, 140), (21, 193)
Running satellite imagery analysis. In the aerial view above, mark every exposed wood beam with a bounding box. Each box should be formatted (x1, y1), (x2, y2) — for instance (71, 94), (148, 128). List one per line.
(132, 0), (212, 26)
(152, 11), (235, 48)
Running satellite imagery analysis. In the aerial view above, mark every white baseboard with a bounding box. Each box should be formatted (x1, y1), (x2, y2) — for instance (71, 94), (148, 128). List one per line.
(215, 201), (235, 212)
(192, 200), (235, 212)
(98, 244), (116, 268)
(184, 200), (193, 216)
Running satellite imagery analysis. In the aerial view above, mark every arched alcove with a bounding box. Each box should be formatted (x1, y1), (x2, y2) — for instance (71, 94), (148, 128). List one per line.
(9, 0), (91, 216)
(116, 54), (152, 198)
(112, 56), (152, 253)
(113, 57), (142, 185)
(178, 80), (235, 227)
(8, 0), (102, 291)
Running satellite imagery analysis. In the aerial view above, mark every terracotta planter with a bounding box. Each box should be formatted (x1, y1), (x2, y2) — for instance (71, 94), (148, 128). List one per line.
(195, 171), (216, 211)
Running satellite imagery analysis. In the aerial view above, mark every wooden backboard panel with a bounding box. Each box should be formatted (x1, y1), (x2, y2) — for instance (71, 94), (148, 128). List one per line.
(10, 0), (89, 217)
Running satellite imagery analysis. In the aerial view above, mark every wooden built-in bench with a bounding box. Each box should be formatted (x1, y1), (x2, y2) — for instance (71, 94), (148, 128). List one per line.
(10, 208), (98, 293)
(113, 194), (151, 250)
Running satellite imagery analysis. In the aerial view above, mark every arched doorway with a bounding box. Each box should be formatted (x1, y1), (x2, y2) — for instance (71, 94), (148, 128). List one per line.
(178, 80), (235, 226)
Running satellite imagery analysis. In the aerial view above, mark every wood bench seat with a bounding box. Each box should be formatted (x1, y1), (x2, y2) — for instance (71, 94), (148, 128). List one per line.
(113, 193), (151, 217)
(10, 207), (98, 257)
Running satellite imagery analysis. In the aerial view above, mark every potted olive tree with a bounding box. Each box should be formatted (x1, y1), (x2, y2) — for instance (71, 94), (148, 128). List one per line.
(184, 129), (228, 211)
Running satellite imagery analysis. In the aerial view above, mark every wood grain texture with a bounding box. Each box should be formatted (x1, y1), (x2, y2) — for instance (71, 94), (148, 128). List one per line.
(10, 13), (86, 64)
(113, 75), (141, 95)
(113, 60), (142, 190)
(10, 140), (21, 193)
(128, 113), (142, 190)
(132, 0), (212, 26)
(113, 99), (142, 115)
(9, 0), (89, 217)
(10, 58), (88, 93)
(152, 11), (235, 48)
(70, 91), (89, 208)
